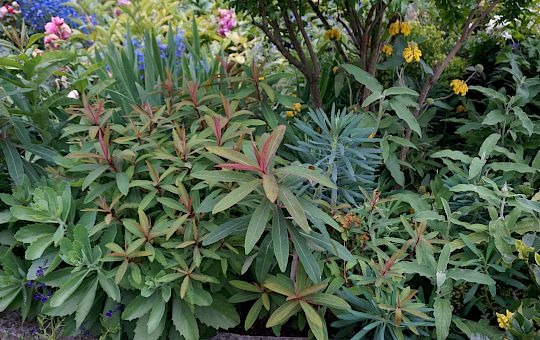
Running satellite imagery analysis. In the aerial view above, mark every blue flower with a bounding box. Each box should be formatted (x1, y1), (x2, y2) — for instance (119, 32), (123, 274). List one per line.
(104, 310), (113, 318)
(18, 0), (94, 33)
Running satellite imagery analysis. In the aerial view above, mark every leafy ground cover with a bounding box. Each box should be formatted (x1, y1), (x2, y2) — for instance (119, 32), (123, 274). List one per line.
(0, 0), (539, 339)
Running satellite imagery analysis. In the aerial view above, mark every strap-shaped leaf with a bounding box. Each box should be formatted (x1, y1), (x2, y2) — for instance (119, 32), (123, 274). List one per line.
(279, 186), (310, 232)
(212, 179), (260, 214)
(244, 200), (272, 254)
(272, 208), (289, 272)
(341, 64), (383, 93)
(1, 141), (24, 185)
(290, 228), (321, 284)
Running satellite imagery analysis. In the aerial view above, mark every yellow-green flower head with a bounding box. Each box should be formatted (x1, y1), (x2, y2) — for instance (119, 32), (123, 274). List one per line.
(496, 310), (514, 329)
(292, 102), (302, 112)
(389, 20), (401, 36)
(450, 79), (468, 96)
(515, 240), (534, 260)
(400, 21), (411, 36)
(324, 27), (342, 40)
(285, 110), (296, 118)
(382, 43), (393, 56)
(404, 42), (422, 63)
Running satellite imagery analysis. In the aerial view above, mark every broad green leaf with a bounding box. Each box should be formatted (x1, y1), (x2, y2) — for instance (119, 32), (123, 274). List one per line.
(266, 301), (301, 327)
(437, 244), (451, 273)
(122, 295), (155, 321)
(82, 164), (109, 190)
(276, 166), (336, 189)
(478, 133), (500, 159)
(75, 277), (98, 328)
(300, 301), (324, 340)
(49, 270), (88, 308)
(434, 298), (452, 340)
(300, 231), (354, 262)
(191, 170), (255, 183)
(446, 269), (495, 285)
(482, 109), (505, 125)
(279, 186), (310, 232)
(212, 180), (260, 214)
(469, 85), (507, 102)
(262, 174), (279, 203)
(390, 98), (421, 137)
(272, 208), (289, 272)
(206, 146), (256, 166)
(490, 162), (536, 174)
(308, 293), (350, 310)
(173, 299), (199, 340)
(98, 270), (121, 302)
(430, 150), (472, 164)
(245, 200), (272, 254)
(385, 153), (405, 187)
(116, 172), (129, 195)
(468, 157), (485, 179)
(147, 299), (166, 334)
(194, 296), (240, 330)
(341, 64), (383, 93)
(383, 87), (419, 97)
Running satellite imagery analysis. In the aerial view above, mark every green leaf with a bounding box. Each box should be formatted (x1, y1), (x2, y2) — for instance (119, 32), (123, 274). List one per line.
(482, 109), (505, 125)
(172, 299), (199, 340)
(75, 277), (98, 328)
(446, 269), (495, 285)
(469, 85), (507, 102)
(116, 172), (129, 195)
(49, 270), (88, 308)
(341, 64), (383, 93)
(25, 234), (55, 260)
(467, 157), (485, 179)
(245, 200), (272, 254)
(300, 231), (354, 262)
(430, 150), (472, 164)
(82, 164), (109, 191)
(262, 125), (286, 170)
(490, 162), (537, 174)
(122, 295), (155, 320)
(385, 153), (405, 187)
(266, 301), (301, 327)
(212, 180), (260, 214)
(191, 170), (254, 183)
(308, 293), (350, 310)
(1, 141), (24, 185)
(383, 87), (419, 97)
(272, 208), (289, 272)
(98, 270), (121, 302)
(478, 133), (500, 159)
(390, 98), (421, 137)
(279, 186), (310, 232)
(206, 146), (256, 166)
(245, 298), (263, 330)
(202, 215), (251, 245)
(262, 174), (279, 203)
(276, 166), (336, 189)
(290, 228), (321, 284)
(147, 300), (166, 334)
(434, 298), (452, 340)
(513, 107), (534, 136)
(437, 244), (451, 273)
(194, 295), (240, 330)
(300, 301), (324, 340)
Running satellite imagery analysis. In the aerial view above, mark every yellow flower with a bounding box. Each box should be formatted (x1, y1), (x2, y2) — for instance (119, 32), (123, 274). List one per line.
(368, 132), (375, 138)
(285, 110), (296, 118)
(333, 66), (339, 74)
(381, 44), (393, 56)
(496, 310), (514, 329)
(450, 79), (468, 96)
(292, 102), (302, 112)
(400, 21), (411, 36)
(389, 20), (401, 36)
(258, 76), (265, 81)
(324, 27), (342, 41)
(403, 42), (422, 63)
(456, 105), (467, 113)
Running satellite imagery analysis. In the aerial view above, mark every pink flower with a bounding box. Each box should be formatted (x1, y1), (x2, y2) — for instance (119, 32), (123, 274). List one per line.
(217, 9), (237, 37)
(44, 22), (57, 35)
(118, 0), (131, 5)
(51, 16), (64, 26)
(0, 6), (8, 18)
(32, 49), (44, 57)
(44, 34), (60, 48)
(57, 24), (71, 40)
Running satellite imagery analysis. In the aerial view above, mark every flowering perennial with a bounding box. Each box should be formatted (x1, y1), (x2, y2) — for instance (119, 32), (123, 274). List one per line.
(217, 9), (236, 36)
(403, 42), (422, 63)
(450, 79), (468, 96)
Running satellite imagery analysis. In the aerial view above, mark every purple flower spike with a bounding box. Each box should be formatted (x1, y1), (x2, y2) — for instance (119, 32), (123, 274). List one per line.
(105, 310), (113, 318)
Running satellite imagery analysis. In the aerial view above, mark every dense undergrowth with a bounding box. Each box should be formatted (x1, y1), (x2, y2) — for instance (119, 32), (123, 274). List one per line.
(0, 1), (539, 339)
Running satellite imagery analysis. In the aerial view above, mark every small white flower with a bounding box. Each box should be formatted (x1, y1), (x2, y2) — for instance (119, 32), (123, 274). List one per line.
(67, 90), (80, 100)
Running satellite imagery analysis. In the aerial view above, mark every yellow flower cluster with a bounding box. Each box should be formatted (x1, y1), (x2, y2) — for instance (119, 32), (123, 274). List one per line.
(333, 211), (361, 230)
(286, 102), (302, 118)
(389, 20), (411, 36)
(381, 43), (393, 56)
(496, 310), (514, 329)
(403, 42), (422, 63)
(324, 27), (342, 40)
(450, 79), (468, 96)
(333, 66), (340, 74)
